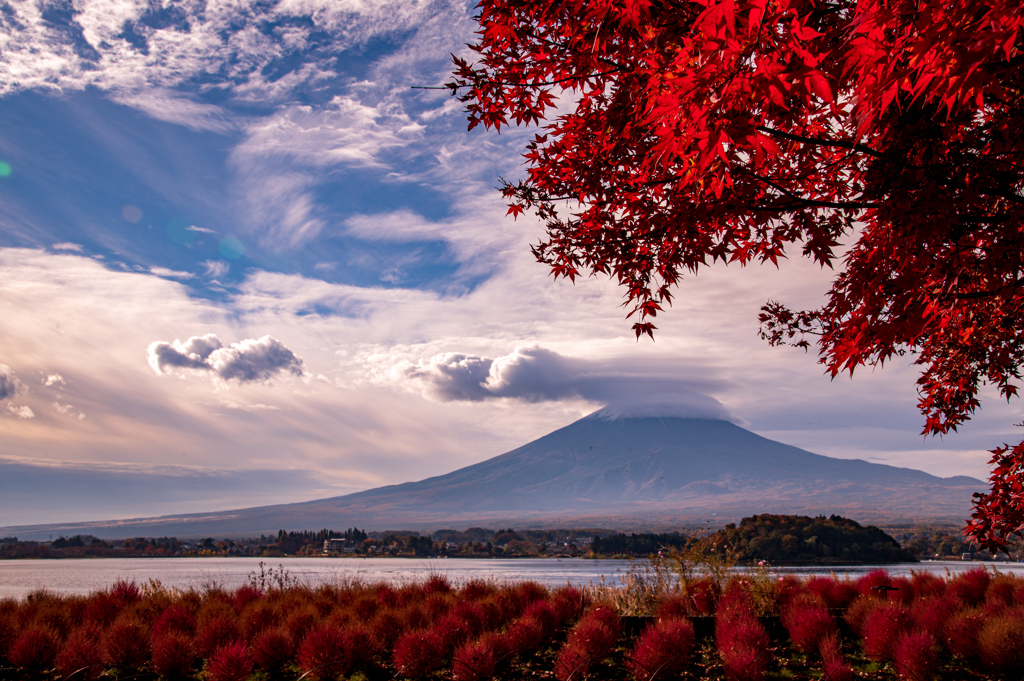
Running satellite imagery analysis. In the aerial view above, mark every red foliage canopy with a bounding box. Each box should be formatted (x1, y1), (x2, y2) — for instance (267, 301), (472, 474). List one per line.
(449, 0), (1024, 550)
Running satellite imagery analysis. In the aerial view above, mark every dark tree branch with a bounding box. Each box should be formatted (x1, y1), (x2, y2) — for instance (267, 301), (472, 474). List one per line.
(756, 125), (884, 158)
(744, 169), (880, 210)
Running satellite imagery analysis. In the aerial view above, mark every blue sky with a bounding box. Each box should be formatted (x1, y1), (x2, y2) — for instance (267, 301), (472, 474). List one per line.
(0, 0), (1017, 527)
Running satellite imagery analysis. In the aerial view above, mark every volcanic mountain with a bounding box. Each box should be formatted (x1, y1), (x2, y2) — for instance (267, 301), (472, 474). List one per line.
(3, 413), (983, 539)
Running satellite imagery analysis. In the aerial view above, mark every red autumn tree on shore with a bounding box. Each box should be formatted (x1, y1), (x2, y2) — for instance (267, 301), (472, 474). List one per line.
(447, 0), (1024, 550)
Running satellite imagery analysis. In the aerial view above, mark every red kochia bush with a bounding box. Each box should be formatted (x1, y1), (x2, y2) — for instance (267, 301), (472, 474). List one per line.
(102, 617), (150, 671)
(909, 595), (954, 641)
(109, 580), (142, 605)
(683, 578), (720, 616)
(434, 611), (476, 652)
(450, 600), (488, 636)
(716, 604), (770, 681)
(627, 618), (695, 681)
(948, 568), (991, 607)
(81, 593), (120, 628)
(506, 616), (545, 657)
(298, 624), (350, 681)
(232, 586), (262, 613)
(284, 605), (318, 641)
(985, 575), (1018, 608)
(805, 576), (858, 611)
(781, 596), (835, 655)
(194, 613), (240, 658)
(239, 601), (279, 640)
(654, 594), (690, 621)
(369, 608), (404, 652)
(249, 628), (293, 672)
(424, 575), (453, 595)
(0, 614), (14, 663)
(206, 641), (254, 681)
(393, 629), (446, 680)
(460, 580), (496, 601)
(9, 625), (60, 671)
(344, 624), (375, 669)
(943, 607), (985, 660)
(151, 632), (197, 679)
(452, 635), (499, 681)
(551, 587), (587, 624)
(521, 600), (558, 637)
(861, 603), (912, 661)
(910, 572), (946, 600)
(152, 604), (196, 638)
(856, 570), (893, 596)
(842, 596), (878, 638)
(554, 607), (621, 681)
(892, 630), (938, 681)
(55, 626), (104, 681)
(976, 608), (1024, 675)
(889, 577), (915, 605)
(353, 594), (379, 621)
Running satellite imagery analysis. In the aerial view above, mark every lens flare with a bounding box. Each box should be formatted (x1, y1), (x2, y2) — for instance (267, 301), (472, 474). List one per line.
(122, 205), (142, 223)
(219, 236), (244, 259)
(0, 161), (12, 178)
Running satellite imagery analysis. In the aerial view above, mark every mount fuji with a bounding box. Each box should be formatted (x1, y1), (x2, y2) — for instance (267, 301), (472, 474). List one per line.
(2, 413), (983, 539)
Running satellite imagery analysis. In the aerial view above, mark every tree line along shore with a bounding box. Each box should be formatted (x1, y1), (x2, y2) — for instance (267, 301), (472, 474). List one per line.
(2, 515), (1022, 563)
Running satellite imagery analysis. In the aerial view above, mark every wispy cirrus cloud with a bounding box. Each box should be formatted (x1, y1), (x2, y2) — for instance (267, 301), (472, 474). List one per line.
(235, 96), (423, 168)
(111, 89), (237, 133)
(228, 96), (427, 247)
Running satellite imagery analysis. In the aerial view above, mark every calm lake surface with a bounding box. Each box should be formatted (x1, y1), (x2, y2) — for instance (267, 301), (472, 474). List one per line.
(2, 557), (1024, 600)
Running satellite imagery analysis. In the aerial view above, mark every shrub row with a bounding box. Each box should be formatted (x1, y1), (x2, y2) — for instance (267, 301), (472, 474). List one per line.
(1, 569), (1023, 680)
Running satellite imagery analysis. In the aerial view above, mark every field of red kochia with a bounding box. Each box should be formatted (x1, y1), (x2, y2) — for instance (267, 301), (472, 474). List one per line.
(1, 569), (1023, 681)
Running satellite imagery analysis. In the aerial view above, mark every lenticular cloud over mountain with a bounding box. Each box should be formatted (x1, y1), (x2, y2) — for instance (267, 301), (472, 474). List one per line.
(590, 393), (736, 422)
(402, 345), (736, 421)
(148, 334), (305, 384)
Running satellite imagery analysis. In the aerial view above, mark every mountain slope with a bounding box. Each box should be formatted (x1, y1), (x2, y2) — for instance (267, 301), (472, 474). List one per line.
(1, 414), (982, 539)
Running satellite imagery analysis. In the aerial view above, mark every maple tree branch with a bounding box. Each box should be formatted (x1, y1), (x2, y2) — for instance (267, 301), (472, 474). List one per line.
(440, 67), (625, 92)
(755, 125), (884, 158)
(521, 26), (631, 73)
(978, 188), (1024, 206)
(742, 169), (880, 210)
(945, 279), (1024, 301)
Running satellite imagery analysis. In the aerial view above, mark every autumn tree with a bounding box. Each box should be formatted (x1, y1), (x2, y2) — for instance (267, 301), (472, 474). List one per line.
(448, 0), (1024, 550)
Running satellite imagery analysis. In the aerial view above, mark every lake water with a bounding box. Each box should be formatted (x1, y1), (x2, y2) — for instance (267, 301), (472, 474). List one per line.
(1, 557), (1023, 600)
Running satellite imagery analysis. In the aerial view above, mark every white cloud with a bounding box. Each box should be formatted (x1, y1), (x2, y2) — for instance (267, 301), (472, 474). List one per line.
(7, 404), (35, 419)
(149, 266), (195, 279)
(202, 260), (229, 279)
(236, 96), (423, 168)
(228, 168), (325, 248)
(186, 225), (217, 235)
(53, 402), (86, 420)
(44, 373), (66, 387)
(0, 248), (540, 519)
(226, 94), (428, 248)
(398, 346), (737, 421)
(51, 242), (84, 252)
(111, 90), (236, 133)
(0, 0), (458, 107)
(148, 334), (306, 383)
